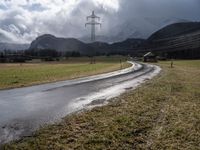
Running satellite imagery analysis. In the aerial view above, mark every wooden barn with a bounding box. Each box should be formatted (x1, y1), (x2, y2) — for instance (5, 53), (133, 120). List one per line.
(143, 52), (157, 62)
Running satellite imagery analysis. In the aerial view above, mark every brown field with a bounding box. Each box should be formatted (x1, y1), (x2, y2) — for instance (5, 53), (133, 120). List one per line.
(0, 56), (130, 89)
(3, 60), (200, 150)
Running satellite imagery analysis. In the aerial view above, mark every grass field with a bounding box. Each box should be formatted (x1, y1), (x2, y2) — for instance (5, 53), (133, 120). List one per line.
(3, 60), (200, 150)
(0, 56), (130, 89)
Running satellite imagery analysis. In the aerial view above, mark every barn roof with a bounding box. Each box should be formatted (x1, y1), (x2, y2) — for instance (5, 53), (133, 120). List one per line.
(144, 52), (155, 57)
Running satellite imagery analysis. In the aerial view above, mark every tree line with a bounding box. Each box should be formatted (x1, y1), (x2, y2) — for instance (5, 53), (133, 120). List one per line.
(0, 49), (82, 63)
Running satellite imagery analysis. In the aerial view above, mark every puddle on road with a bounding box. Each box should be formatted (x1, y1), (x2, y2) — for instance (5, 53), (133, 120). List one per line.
(0, 64), (161, 145)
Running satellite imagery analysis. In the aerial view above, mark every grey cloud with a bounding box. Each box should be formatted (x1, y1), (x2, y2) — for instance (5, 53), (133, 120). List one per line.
(119, 0), (200, 20)
(0, 0), (199, 43)
(21, 3), (48, 12)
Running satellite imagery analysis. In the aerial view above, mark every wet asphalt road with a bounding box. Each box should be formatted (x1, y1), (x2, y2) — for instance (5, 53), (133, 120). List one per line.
(0, 62), (159, 144)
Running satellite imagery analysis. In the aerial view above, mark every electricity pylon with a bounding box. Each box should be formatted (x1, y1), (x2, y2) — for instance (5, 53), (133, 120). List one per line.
(85, 11), (101, 42)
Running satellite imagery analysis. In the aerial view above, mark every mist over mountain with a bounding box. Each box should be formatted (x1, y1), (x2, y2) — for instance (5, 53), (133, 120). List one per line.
(80, 17), (190, 43)
(0, 0), (199, 43)
(0, 42), (29, 51)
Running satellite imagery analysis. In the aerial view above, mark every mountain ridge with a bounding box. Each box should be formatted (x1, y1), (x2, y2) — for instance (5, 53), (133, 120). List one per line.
(1, 21), (199, 58)
(29, 34), (92, 55)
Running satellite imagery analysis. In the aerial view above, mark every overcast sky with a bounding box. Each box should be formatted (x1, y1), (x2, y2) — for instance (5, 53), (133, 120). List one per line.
(0, 0), (199, 43)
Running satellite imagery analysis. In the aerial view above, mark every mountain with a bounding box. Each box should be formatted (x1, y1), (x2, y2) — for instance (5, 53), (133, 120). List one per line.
(30, 34), (145, 55)
(111, 38), (144, 50)
(148, 22), (200, 41)
(0, 43), (29, 51)
(29, 34), (92, 55)
(144, 22), (200, 58)
(29, 22), (200, 59)
(79, 35), (123, 44)
(88, 42), (110, 54)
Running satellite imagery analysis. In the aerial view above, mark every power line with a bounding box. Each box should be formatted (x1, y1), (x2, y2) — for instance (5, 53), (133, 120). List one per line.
(85, 11), (101, 42)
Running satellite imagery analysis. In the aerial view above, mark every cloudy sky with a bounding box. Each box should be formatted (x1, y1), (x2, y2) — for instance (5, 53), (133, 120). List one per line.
(0, 0), (200, 43)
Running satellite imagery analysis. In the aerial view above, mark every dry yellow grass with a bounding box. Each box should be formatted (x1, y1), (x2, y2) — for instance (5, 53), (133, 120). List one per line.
(0, 57), (130, 89)
(3, 60), (200, 150)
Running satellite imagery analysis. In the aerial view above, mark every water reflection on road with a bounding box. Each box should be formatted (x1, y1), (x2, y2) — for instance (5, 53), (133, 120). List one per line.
(0, 62), (160, 144)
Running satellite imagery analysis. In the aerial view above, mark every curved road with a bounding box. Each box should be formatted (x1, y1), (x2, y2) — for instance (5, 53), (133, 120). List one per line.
(0, 62), (161, 144)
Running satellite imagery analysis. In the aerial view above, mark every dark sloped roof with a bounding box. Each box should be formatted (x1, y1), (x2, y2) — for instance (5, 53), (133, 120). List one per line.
(144, 52), (155, 57)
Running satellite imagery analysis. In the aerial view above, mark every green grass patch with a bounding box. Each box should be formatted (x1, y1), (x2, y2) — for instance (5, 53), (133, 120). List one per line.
(3, 60), (200, 150)
(0, 56), (130, 89)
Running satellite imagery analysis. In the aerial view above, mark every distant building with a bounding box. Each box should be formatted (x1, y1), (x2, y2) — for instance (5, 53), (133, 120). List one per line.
(143, 52), (157, 62)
